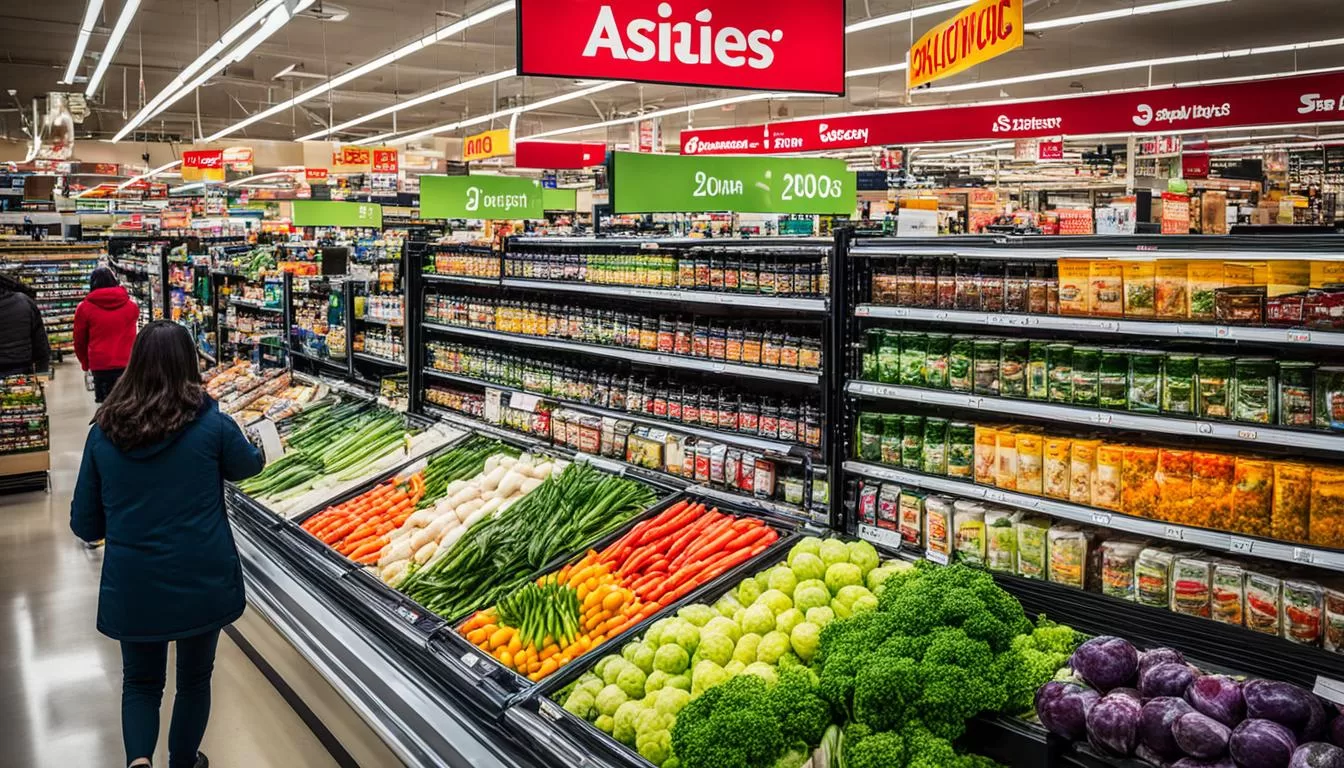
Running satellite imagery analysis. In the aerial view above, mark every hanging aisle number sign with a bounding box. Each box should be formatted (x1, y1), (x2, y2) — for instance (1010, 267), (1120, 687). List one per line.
(291, 201), (383, 227)
(462, 129), (512, 162)
(420, 175), (544, 219)
(611, 151), (854, 214)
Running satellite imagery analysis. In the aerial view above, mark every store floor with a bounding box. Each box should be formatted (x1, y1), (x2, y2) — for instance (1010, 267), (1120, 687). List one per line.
(0, 366), (342, 768)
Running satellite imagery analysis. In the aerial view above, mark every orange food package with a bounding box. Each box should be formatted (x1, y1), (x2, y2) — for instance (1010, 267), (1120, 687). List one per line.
(1230, 457), (1275, 536)
(1121, 446), (1160, 518)
(1310, 467), (1344, 548)
(1093, 443), (1125, 511)
(1271, 463), (1312, 544)
(1156, 449), (1194, 525)
(1193, 451), (1236, 531)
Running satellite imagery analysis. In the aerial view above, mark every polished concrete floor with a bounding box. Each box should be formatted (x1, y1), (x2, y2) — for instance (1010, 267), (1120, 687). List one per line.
(0, 366), (341, 768)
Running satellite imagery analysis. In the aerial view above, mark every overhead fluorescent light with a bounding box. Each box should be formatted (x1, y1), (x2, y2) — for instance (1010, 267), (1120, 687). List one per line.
(382, 81), (627, 146)
(298, 69), (515, 141)
(845, 63), (908, 79)
(114, 159), (181, 191)
(525, 92), (788, 141)
(921, 36), (1344, 94)
(202, 0), (515, 142)
(844, 0), (968, 34)
(1024, 0), (1230, 31)
(63, 0), (105, 84)
(85, 0), (141, 97)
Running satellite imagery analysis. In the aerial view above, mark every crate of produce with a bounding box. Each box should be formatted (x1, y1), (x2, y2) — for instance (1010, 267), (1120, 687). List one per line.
(429, 495), (802, 716)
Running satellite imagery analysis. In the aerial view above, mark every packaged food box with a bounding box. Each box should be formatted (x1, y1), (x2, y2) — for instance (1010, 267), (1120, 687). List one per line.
(1325, 587), (1344, 653)
(921, 417), (949, 476)
(1188, 261), (1225, 320)
(1283, 580), (1324, 647)
(1310, 466), (1344, 548)
(1093, 443), (1125, 511)
(1048, 525), (1089, 589)
(899, 332), (928, 387)
(1047, 343), (1074, 403)
(1233, 358), (1277, 424)
(1161, 354), (1198, 415)
(1278, 361), (1315, 427)
(1211, 560), (1246, 626)
(1272, 463), (1313, 544)
(1215, 286), (1267, 326)
(974, 425), (999, 485)
(1267, 260), (1310, 296)
(1089, 262), (1125, 317)
(1156, 449), (1194, 526)
(880, 414), (902, 465)
(1136, 547), (1176, 609)
(1121, 446), (1160, 519)
(1069, 439), (1101, 506)
(877, 333), (900, 383)
(899, 488), (925, 547)
(1100, 540), (1144, 601)
(1027, 342), (1049, 400)
(857, 482), (879, 526)
(1171, 555), (1213, 618)
(1016, 516), (1051, 580)
(924, 494), (953, 561)
(1043, 437), (1072, 499)
(900, 414), (925, 471)
(1310, 259), (1344, 289)
(1319, 366), (1344, 430)
(1155, 260), (1189, 319)
(1071, 346), (1101, 407)
(1197, 356), (1234, 420)
(985, 508), (1019, 573)
(1193, 451), (1235, 531)
(1128, 353), (1163, 413)
(1099, 350), (1130, 410)
(1058, 259), (1091, 315)
(1122, 261), (1156, 318)
(953, 500), (987, 566)
(1230, 457), (1274, 536)
(995, 430), (1019, 490)
(1016, 432), (1044, 495)
(877, 483), (901, 531)
(949, 336), (974, 392)
(1246, 570), (1283, 636)
(925, 334), (951, 389)
(1000, 340), (1028, 399)
(947, 421), (975, 479)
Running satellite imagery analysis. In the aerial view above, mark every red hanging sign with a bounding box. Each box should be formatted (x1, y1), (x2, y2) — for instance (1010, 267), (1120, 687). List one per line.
(679, 70), (1344, 155)
(1182, 153), (1211, 179)
(1037, 140), (1064, 161)
(305, 168), (329, 183)
(515, 141), (608, 169)
(371, 149), (399, 175)
(182, 150), (225, 182)
(516, 0), (846, 95)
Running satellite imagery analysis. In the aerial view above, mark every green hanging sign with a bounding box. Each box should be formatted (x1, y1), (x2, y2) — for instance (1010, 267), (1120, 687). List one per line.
(420, 175), (544, 219)
(542, 187), (578, 211)
(291, 200), (383, 227)
(611, 151), (856, 215)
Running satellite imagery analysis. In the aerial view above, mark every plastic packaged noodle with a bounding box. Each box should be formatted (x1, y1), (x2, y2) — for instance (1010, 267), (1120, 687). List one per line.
(1171, 555), (1213, 618)
(995, 430), (1019, 490)
(1278, 361), (1315, 426)
(1121, 445), (1160, 518)
(1094, 443), (1125, 511)
(1246, 570), (1283, 636)
(1070, 439), (1101, 505)
(1197, 356), (1234, 420)
(1100, 540), (1144, 601)
(877, 483), (901, 531)
(858, 482), (879, 526)
(1311, 466), (1344, 548)
(1016, 431), (1045, 495)
(1162, 354), (1198, 415)
(973, 339), (1001, 396)
(1071, 346), (1102, 407)
(1129, 352), (1163, 413)
(1043, 437), (1073, 499)
(1016, 516), (1051, 580)
(899, 332), (928, 387)
(949, 336), (974, 392)
(858, 413), (883, 461)
(1047, 343), (1074, 403)
(947, 421), (976, 479)
(880, 414), (902, 465)
(1234, 358), (1277, 424)
(1211, 560), (1246, 627)
(1270, 463), (1311, 543)
(899, 488), (926, 547)
(974, 425), (999, 485)
(877, 332), (900, 383)
(1284, 579), (1324, 647)
(953, 501), (987, 566)
(1027, 342), (1049, 400)
(1230, 457), (1274, 535)
(1048, 525), (1089, 589)
(1193, 451), (1235, 531)
(1099, 350), (1130, 410)
(924, 495), (953, 562)
(1156, 449), (1195, 525)
(1325, 587), (1344, 653)
(900, 414), (925, 471)
(922, 417), (949, 476)
(1136, 548), (1176, 609)
(925, 334), (951, 389)
(985, 508), (1019, 572)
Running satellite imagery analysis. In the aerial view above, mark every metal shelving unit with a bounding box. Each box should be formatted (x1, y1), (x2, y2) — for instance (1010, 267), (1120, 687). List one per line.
(500, 277), (828, 313)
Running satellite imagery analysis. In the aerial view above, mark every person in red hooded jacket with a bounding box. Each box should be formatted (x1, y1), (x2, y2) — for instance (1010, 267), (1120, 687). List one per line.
(75, 266), (139, 402)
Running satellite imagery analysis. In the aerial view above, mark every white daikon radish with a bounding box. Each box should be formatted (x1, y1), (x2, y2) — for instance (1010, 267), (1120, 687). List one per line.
(443, 479), (469, 497)
(497, 497), (518, 516)
(380, 538), (414, 566)
(531, 461), (554, 479)
(519, 477), (544, 495)
(481, 465), (508, 492)
(413, 541), (439, 565)
(455, 498), (484, 519)
(483, 454), (502, 474)
(498, 454), (517, 468)
(463, 507), (491, 528)
(381, 560), (408, 583)
(405, 508), (436, 528)
(447, 486), (477, 509)
(413, 515), (453, 550)
(438, 524), (467, 550)
(494, 470), (525, 499)
(476, 497), (503, 518)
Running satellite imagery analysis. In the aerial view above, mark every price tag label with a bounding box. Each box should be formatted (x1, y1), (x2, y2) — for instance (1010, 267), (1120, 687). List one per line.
(1196, 422), (1214, 435)
(395, 605), (421, 625)
(1090, 512), (1112, 526)
(926, 550), (950, 566)
(1294, 547), (1316, 564)
(711, 363), (727, 374)
(538, 699), (565, 721)
(250, 419), (285, 463)
(1096, 321), (1119, 332)
(509, 392), (541, 413)
(984, 490), (1010, 504)
(1230, 536), (1254, 553)
(1164, 525), (1184, 540)
(987, 314), (1006, 325)
(1090, 412), (1114, 425)
(460, 653), (480, 669)
(933, 312), (949, 321)
(966, 397), (984, 409)
(854, 306), (871, 317)
(1313, 676), (1344, 707)
(1237, 429), (1259, 441)
(1287, 330), (1312, 343)
(1215, 326), (1231, 338)
(639, 242), (660, 251)
(858, 524), (903, 551)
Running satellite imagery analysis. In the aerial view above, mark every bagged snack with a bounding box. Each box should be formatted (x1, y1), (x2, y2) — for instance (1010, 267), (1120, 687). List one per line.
(858, 482), (880, 526)
(1171, 555), (1213, 618)
(924, 495), (953, 562)
(1043, 437), (1072, 499)
(1194, 451), (1236, 531)
(985, 508), (1019, 573)
(1122, 261), (1156, 318)
(1245, 571), (1283, 636)
(1016, 431), (1044, 495)
(1136, 548), (1176, 609)
(1048, 525), (1089, 589)
(1016, 516), (1051, 580)
(876, 483), (901, 531)
(898, 489), (925, 547)
(994, 429), (1018, 490)
(1094, 443), (1125, 511)
(1100, 540), (1144, 601)
(946, 421), (975, 479)
(1283, 580), (1324, 647)
(953, 501), (987, 566)
(1121, 445), (1160, 519)
(1156, 448), (1194, 526)
(1271, 463), (1312, 544)
(1311, 466), (1344, 548)
(974, 425), (998, 485)
(1069, 439), (1100, 505)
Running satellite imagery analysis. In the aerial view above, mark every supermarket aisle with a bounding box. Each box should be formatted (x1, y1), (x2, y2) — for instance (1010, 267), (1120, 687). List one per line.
(0, 367), (340, 768)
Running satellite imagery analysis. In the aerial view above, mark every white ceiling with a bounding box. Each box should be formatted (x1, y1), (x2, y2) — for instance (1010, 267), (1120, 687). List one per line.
(1, 0), (1342, 149)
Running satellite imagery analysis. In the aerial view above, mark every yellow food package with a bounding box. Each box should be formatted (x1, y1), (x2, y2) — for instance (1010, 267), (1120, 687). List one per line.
(1069, 439), (1101, 506)
(1311, 260), (1344, 289)
(974, 425), (998, 485)
(1187, 261), (1225, 320)
(1266, 261), (1309, 297)
(1094, 443), (1125, 511)
(995, 430), (1019, 490)
(1155, 260), (1189, 319)
(1043, 437), (1073, 500)
(1058, 259), (1092, 316)
(1121, 261), (1156, 318)
(1016, 431), (1045, 496)
(1090, 261), (1125, 317)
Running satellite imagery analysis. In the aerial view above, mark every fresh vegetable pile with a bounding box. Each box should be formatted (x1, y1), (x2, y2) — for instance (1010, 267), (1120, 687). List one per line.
(298, 437), (507, 565)
(1039, 635), (1344, 767)
(460, 500), (779, 682)
(398, 462), (657, 620)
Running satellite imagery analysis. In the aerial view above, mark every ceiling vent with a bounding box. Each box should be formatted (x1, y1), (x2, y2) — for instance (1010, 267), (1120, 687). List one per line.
(296, 2), (349, 22)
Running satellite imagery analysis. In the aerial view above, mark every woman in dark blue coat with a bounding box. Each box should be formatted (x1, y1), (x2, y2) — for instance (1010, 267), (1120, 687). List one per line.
(72, 321), (264, 768)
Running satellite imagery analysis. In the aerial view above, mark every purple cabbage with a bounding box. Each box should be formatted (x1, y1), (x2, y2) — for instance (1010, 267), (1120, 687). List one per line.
(1172, 759), (1236, 768)
(1071, 636), (1140, 692)
(1141, 696), (1196, 760)
(1291, 743), (1344, 768)
(1140, 647), (1190, 677)
(1245, 680), (1328, 741)
(1142, 662), (1198, 700)
(1230, 719), (1299, 768)
(1087, 692), (1143, 756)
(1037, 680), (1100, 741)
(1187, 675), (1246, 727)
(1173, 711), (1232, 759)
(1332, 716), (1344, 748)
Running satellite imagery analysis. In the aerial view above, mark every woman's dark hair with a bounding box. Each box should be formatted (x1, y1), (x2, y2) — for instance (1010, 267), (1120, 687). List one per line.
(96, 321), (204, 451)
(89, 266), (119, 291)
(0, 272), (35, 298)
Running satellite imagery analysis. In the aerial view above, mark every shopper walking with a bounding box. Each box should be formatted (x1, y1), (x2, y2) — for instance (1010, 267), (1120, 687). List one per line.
(74, 266), (139, 402)
(71, 321), (265, 768)
(0, 272), (49, 378)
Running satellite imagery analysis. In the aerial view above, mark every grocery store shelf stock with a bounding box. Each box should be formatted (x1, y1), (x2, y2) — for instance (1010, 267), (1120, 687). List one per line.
(501, 278), (828, 313)
(423, 323), (821, 385)
(847, 381), (1344, 455)
(422, 273), (501, 287)
(843, 460), (1344, 572)
(352, 351), (407, 368)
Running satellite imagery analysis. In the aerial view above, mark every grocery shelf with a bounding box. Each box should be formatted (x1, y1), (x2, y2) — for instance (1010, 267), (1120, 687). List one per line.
(500, 278), (828, 313)
(422, 367), (816, 457)
(422, 322), (821, 385)
(849, 240), (1344, 262)
(358, 315), (405, 327)
(842, 460), (1344, 572)
(853, 304), (1344, 349)
(422, 273), (501, 287)
(353, 351), (407, 368)
(229, 298), (282, 313)
(847, 381), (1344, 454)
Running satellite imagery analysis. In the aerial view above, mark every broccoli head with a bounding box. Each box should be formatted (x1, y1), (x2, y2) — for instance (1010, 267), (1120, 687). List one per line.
(670, 669), (831, 768)
(768, 666), (831, 748)
(877, 565), (1030, 653)
(842, 730), (907, 768)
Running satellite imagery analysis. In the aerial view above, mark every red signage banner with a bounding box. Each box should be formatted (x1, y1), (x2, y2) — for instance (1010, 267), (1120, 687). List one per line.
(371, 149), (399, 175)
(182, 150), (225, 182)
(516, 0), (845, 95)
(305, 168), (329, 183)
(1182, 153), (1211, 179)
(1037, 140), (1064, 161)
(515, 141), (608, 169)
(680, 70), (1344, 155)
